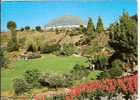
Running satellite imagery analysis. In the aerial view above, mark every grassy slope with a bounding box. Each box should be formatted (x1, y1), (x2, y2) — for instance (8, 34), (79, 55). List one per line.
(1, 54), (88, 92)
(1, 31), (82, 46)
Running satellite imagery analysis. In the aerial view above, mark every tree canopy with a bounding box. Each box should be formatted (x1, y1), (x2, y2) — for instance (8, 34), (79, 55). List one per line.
(109, 11), (137, 62)
(96, 16), (104, 33)
(7, 21), (16, 31)
(35, 26), (42, 32)
(87, 17), (95, 34)
(25, 26), (30, 30)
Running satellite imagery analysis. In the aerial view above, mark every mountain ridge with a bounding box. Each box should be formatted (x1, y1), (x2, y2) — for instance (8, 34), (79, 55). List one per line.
(47, 15), (85, 27)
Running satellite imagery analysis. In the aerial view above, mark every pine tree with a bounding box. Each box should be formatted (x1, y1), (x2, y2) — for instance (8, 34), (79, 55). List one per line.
(96, 16), (104, 33)
(87, 17), (95, 34)
(109, 11), (137, 63)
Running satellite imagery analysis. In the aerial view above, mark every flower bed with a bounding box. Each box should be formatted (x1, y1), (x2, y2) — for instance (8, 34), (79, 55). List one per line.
(66, 74), (137, 100)
(34, 74), (137, 100)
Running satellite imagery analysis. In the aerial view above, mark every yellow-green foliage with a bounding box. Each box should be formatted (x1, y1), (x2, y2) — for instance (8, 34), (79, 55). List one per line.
(25, 32), (46, 51)
(2, 30), (82, 51)
(82, 33), (109, 56)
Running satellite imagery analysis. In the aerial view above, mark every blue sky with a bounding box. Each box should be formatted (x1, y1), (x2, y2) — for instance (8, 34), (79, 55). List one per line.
(1, 0), (137, 32)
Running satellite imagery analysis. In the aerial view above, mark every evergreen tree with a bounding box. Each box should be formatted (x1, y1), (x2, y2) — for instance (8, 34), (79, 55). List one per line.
(109, 11), (137, 63)
(7, 21), (19, 52)
(25, 26), (30, 31)
(20, 28), (24, 32)
(131, 14), (137, 22)
(96, 16), (104, 33)
(35, 26), (42, 32)
(87, 17), (95, 34)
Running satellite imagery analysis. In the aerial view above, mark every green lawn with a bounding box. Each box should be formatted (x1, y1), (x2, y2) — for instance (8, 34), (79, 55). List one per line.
(1, 54), (88, 92)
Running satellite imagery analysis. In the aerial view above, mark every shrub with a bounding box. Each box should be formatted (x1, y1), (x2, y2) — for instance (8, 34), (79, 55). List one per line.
(97, 67), (123, 79)
(71, 64), (90, 80)
(79, 35), (92, 45)
(27, 53), (41, 59)
(63, 73), (73, 87)
(40, 73), (64, 89)
(25, 33), (45, 52)
(55, 28), (59, 34)
(24, 69), (41, 88)
(18, 37), (26, 47)
(27, 44), (35, 52)
(7, 39), (19, 52)
(47, 74), (64, 89)
(61, 43), (76, 56)
(20, 28), (24, 32)
(97, 70), (111, 79)
(42, 43), (61, 54)
(25, 26), (30, 30)
(111, 59), (124, 68)
(69, 30), (81, 37)
(0, 50), (8, 68)
(94, 55), (108, 70)
(13, 78), (31, 95)
(35, 26), (42, 32)
(109, 67), (123, 78)
(7, 30), (19, 52)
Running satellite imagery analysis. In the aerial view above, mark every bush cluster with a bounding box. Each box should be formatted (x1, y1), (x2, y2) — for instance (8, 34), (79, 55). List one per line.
(13, 69), (41, 95)
(111, 59), (124, 68)
(109, 67), (123, 78)
(24, 69), (41, 88)
(42, 43), (61, 54)
(70, 64), (90, 80)
(13, 63), (90, 95)
(40, 73), (73, 89)
(97, 67), (123, 79)
(13, 78), (31, 95)
(94, 55), (109, 70)
(63, 73), (73, 87)
(0, 50), (9, 68)
(42, 43), (77, 56)
(60, 43), (76, 56)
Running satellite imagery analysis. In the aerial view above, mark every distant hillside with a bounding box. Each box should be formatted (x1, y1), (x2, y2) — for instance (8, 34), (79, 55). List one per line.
(47, 15), (84, 27)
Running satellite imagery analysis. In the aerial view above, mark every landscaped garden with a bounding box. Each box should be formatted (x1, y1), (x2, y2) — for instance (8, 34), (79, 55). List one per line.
(1, 1), (138, 100)
(1, 54), (88, 91)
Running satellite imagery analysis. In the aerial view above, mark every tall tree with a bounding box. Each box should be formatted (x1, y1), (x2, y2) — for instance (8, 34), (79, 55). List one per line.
(87, 17), (95, 34)
(96, 16), (104, 33)
(7, 21), (19, 52)
(109, 11), (137, 64)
